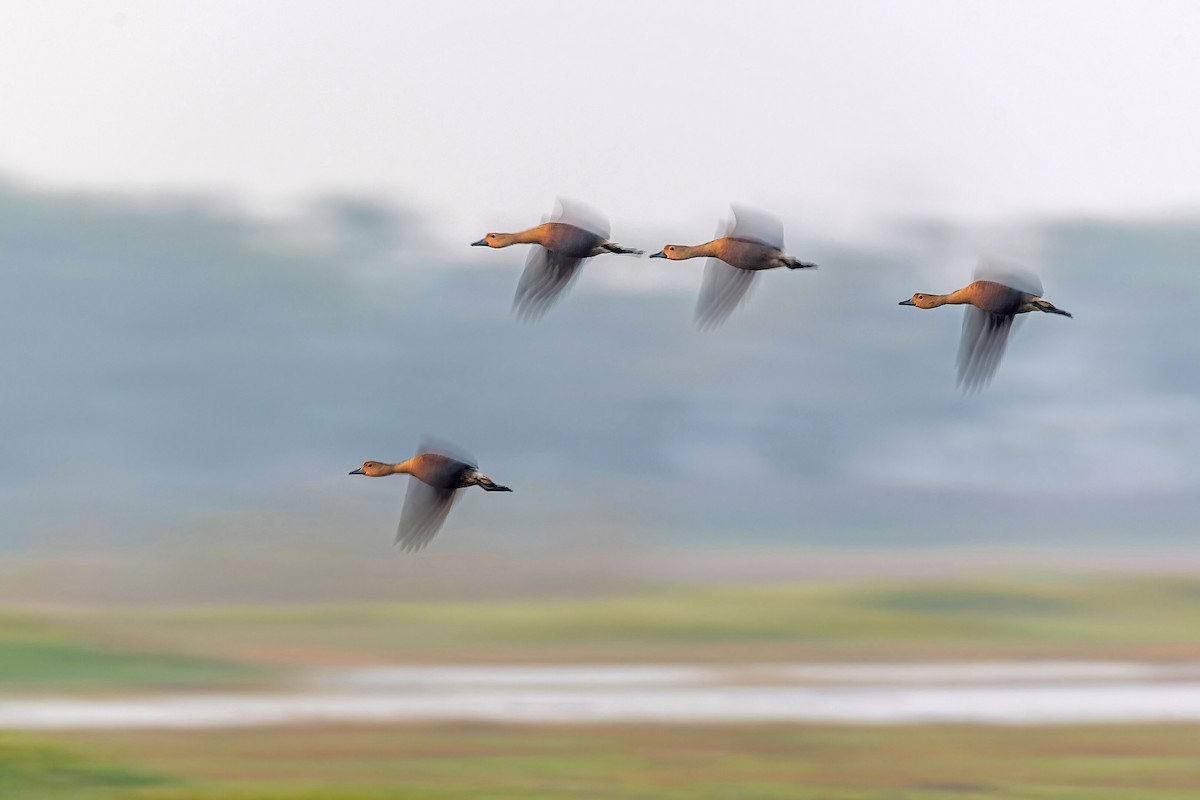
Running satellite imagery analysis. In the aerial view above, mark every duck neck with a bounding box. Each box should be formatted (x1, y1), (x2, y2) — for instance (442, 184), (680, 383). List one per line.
(924, 289), (972, 308)
(675, 240), (720, 260)
(507, 225), (547, 246)
(388, 459), (417, 476)
(940, 287), (974, 306)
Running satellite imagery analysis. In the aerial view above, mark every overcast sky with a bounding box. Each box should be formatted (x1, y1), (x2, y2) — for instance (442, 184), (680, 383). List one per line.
(3, 1), (1200, 243)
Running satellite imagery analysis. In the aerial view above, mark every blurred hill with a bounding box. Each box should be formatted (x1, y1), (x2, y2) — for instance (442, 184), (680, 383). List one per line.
(2, 180), (1198, 563)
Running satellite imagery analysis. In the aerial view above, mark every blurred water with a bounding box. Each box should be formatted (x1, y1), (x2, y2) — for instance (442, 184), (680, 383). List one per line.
(314, 662), (1200, 688)
(8, 663), (1200, 728)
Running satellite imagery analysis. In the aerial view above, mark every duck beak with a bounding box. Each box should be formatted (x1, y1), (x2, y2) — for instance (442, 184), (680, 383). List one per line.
(349, 468), (365, 475)
(649, 250), (666, 259)
(471, 238), (488, 247)
(898, 299), (915, 306)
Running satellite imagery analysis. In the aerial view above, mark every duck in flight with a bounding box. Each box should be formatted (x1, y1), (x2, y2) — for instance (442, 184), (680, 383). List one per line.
(649, 205), (816, 329)
(349, 439), (511, 552)
(473, 198), (642, 320)
(899, 262), (1072, 392)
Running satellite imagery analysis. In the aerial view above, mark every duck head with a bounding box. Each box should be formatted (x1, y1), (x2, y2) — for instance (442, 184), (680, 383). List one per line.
(472, 232), (515, 248)
(899, 293), (945, 309)
(649, 244), (687, 260)
(349, 461), (392, 477)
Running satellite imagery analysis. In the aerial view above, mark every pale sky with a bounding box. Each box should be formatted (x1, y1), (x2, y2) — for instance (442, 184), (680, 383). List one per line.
(3, 1), (1200, 244)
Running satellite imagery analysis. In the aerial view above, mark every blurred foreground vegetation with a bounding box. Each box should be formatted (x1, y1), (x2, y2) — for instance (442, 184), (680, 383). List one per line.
(5, 575), (1200, 690)
(7, 723), (1200, 799)
(6, 574), (1200, 797)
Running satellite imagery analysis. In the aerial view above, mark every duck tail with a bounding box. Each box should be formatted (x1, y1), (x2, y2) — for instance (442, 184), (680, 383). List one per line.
(474, 472), (512, 492)
(602, 242), (643, 256)
(782, 256), (818, 270)
(1032, 298), (1073, 317)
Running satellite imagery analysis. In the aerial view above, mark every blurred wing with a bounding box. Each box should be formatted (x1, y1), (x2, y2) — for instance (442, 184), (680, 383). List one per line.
(552, 197), (611, 239)
(956, 307), (1014, 392)
(974, 258), (1043, 296)
(695, 259), (757, 330)
(395, 437), (476, 552)
(728, 204), (784, 251)
(512, 246), (585, 320)
(396, 479), (458, 552)
(417, 435), (477, 470)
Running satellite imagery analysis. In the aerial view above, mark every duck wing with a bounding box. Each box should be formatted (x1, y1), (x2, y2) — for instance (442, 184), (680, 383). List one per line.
(396, 480), (458, 552)
(695, 259), (756, 330)
(511, 198), (611, 319)
(418, 436), (478, 470)
(512, 245), (586, 320)
(956, 307), (1014, 392)
(695, 210), (766, 329)
(395, 437), (478, 552)
(728, 204), (784, 250)
(552, 197), (611, 239)
(974, 258), (1043, 296)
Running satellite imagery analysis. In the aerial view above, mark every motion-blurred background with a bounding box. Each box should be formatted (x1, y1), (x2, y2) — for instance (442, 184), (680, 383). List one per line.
(3, 2), (1200, 798)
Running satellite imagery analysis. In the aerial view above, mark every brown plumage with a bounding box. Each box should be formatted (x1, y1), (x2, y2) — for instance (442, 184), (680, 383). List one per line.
(650, 205), (816, 329)
(349, 441), (511, 552)
(900, 265), (1073, 391)
(472, 199), (642, 319)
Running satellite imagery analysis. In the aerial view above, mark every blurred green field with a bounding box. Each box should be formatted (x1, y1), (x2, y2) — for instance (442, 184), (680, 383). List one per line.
(6, 574), (1200, 797)
(59, 574), (1200, 673)
(7, 723), (1200, 799)
(0, 612), (260, 691)
(5, 576), (1200, 693)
